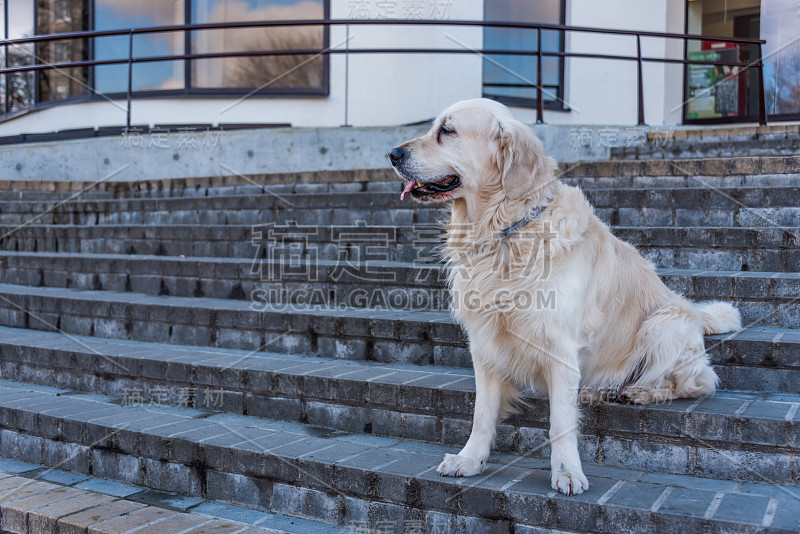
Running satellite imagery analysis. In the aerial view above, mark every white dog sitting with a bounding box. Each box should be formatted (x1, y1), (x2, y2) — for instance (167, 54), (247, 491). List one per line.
(389, 98), (741, 496)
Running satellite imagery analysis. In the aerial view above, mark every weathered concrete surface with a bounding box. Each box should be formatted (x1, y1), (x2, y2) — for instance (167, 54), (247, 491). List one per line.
(0, 124), (619, 182)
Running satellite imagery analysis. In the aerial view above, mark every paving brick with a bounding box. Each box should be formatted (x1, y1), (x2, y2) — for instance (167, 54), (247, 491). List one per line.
(126, 512), (209, 533)
(86, 505), (178, 534)
(56, 499), (146, 534)
(205, 470), (271, 508)
(0, 485), (84, 533)
(189, 500), (271, 524)
(272, 483), (341, 523)
(180, 519), (250, 533)
(28, 491), (116, 534)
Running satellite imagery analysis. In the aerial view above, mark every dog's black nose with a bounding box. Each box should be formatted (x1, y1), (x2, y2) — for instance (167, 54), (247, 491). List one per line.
(388, 147), (404, 165)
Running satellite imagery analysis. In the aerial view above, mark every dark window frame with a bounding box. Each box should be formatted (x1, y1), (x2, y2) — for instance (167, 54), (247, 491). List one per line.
(2, 0), (330, 118)
(481, 0), (568, 112)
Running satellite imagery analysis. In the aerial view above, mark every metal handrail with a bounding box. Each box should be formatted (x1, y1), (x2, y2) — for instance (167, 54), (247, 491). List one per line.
(0, 18), (768, 128)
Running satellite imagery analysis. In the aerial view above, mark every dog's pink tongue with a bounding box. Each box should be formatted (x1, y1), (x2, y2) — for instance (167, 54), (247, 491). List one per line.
(400, 180), (416, 201)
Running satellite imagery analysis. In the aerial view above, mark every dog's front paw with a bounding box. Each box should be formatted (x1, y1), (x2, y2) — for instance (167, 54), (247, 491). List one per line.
(551, 468), (589, 496)
(437, 453), (485, 477)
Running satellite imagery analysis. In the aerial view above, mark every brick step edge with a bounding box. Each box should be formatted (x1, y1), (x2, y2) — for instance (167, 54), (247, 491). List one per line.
(0, 283), (797, 386)
(0, 169), (395, 196)
(0, 253), (796, 329)
(0, 381), (798, 534)
(0, 327), (796, 483)
(2, 225), (799, 273)
(559, 156), (800, 178)
(0, 471), (294, 534)
(2, 154), (800, 195)
(0, 184), (799, 213)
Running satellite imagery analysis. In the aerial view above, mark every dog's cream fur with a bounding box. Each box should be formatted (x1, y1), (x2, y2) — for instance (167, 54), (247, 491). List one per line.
(390, 98), (741, 496)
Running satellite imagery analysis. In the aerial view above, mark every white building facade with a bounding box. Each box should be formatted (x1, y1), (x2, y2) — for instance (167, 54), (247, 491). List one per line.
(0, 0), (797, 137)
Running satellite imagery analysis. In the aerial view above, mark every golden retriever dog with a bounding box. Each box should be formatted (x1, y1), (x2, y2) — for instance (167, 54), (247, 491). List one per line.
(388, 98), (741, 496)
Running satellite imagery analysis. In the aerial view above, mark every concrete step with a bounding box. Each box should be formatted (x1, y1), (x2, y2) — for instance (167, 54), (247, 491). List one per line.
(560, 155), (800, 182)
(0, 378), (796, 533)
(0, 252), (797, 329)
(1, 223), (797, 272)
(0, 153), (798, 198)
(0, 459), (334, 534)
(0, 284), (795, 392)
(1, 185), (799, 228)
(611, 134), (800, 160)
(0, 169), (396, 202)
(562, 173), (800, 190)
(0, 327), (795, 485)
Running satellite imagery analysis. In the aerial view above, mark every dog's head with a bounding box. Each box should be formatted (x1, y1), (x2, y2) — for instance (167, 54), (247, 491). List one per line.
(389, 98), (553, 204)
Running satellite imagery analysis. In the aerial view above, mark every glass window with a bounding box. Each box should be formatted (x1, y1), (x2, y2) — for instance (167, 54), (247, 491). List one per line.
(7, 0), (35, 111)
(94, 0), (185, 94)
(36, 0), (89, 103)
(0, 0), (330, 115)
(684, 0), (762, 121)
(191, 0), (325, 91)
(483, 0), (564, 107)
(761, 0), (800, 117)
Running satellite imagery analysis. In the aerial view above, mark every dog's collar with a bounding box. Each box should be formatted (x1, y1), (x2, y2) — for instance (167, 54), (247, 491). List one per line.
(498, 196), (553, 240)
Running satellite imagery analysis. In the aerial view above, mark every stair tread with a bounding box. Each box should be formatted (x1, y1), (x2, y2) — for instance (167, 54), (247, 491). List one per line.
(0, 325), (796, 419)
(0, 281), (796, 336)
(0, 183), (797, 206)
(3, 223), (799, 229)
(0, 283), (800, 364)
(0, 377), (797, 532)
(1, 249), (799, 278)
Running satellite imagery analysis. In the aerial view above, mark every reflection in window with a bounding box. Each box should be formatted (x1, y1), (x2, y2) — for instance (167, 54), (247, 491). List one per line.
(7, 0), (35, 111)
(94, 0), (185, 94)
(684, 0), (762, 120)
(483, 0), (564, 107)
(191, 0), (325, 90)
(761, 0), (800, 117)
(36, 0), (89, 103)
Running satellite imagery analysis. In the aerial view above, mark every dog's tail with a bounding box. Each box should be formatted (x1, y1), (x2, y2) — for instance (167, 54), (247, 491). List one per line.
(695, 301), (742, 335)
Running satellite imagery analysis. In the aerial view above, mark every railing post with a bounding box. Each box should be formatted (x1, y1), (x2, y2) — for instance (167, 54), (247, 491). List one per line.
(756, 42), (767, 126)
(636, 34), (645, 125)
(536, 27), (543, 124)
(126, 29), (134, 132)
(344, 23), (350, 127)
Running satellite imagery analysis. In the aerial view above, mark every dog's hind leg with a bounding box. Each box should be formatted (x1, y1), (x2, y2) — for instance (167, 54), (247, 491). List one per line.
(543, 348), (589, 496)
(621, 300), (718, 404)
(437, 363), (516, 477)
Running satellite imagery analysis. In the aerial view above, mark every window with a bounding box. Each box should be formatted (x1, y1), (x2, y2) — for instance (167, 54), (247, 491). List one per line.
(1, 0), (329, 117)
(94, 0), (185, 94)
(684, 0), (762, 122)
(683, 0), (800, 122)
(482, 0), (565, 109)
(7, 0), (35, 111)
(760, 0), (800, 118)
(36, 0), (88, 103)
(191, 0), (326, 93)
(53, 0), (70, 23)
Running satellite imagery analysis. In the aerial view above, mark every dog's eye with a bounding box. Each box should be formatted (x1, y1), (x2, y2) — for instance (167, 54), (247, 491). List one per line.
(438, 126), (456, 143)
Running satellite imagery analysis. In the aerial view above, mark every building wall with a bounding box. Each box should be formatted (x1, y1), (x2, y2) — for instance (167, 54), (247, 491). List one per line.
(0, 0), (689, 136)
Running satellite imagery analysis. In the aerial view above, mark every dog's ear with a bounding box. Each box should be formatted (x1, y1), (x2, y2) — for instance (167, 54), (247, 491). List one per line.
(497, 119), (550, 200)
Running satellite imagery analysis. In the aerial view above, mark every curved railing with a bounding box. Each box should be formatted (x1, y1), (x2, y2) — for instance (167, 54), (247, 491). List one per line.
(0, 18), (768, 129)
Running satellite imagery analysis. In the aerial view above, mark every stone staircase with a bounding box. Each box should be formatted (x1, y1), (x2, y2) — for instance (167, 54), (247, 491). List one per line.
(0, 149), (797, 532)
